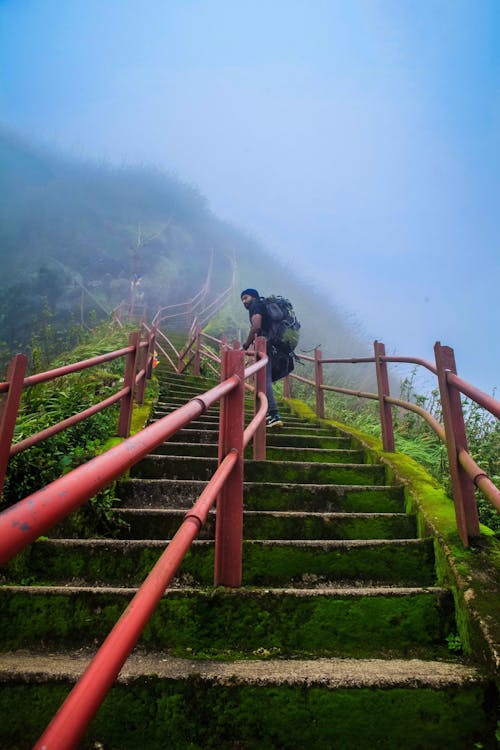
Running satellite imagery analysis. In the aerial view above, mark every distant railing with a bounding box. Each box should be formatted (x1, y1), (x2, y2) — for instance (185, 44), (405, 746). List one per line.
(152, 279), (233, 332)
(0, 326), (156, 500)
(0, 340), (268, 749)
(281, 341), (499, 547)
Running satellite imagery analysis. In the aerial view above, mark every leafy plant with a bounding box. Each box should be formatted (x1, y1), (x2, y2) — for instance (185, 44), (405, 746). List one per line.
(1, 322), (150, 539)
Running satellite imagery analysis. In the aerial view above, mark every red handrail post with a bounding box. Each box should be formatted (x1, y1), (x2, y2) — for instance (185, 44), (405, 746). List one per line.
(283, 375), (291, 398)
(314, 347), (324, 418)
(434, 342), (480, 545)
(145, 328), (156, 380)
(374, 340), (395, 452)
(214, 342), (245, 586)
(135, 336), (149, 406)
(253, 336), (267, 460)
(118, 331), (139, 438)
(193, 326), (201, 376)
(0, 353), (27, 497)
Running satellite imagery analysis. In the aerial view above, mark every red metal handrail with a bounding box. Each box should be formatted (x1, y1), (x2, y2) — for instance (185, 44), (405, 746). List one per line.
(0, 375), (240, 565)
(33, 450), (239, 750)
(0, 346), (134, 394)
(25, 344), (268, 749)
(9, 387), (129, 457)
(0, 329), (156, 498)
(287, 340), (499, 546)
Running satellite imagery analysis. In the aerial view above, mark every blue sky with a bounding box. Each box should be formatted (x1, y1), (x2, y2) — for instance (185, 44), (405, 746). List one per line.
(1, 0), (499, 394)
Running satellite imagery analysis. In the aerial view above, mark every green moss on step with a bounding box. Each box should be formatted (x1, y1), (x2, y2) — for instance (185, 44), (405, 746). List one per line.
(2, 538), (435, 587)
(0, 588), (454, 659)
(0, 680), (495, 749)
(286, 397), (500, 673)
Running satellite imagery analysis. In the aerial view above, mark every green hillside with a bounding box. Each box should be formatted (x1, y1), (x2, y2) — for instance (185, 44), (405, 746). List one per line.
(0, 128), (371, 376)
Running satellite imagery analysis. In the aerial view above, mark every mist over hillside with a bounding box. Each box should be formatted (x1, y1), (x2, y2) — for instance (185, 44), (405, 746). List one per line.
(0, 129), (373, 382)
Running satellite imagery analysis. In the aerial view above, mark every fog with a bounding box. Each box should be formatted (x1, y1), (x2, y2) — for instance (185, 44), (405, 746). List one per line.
(1, 0), (498, 393)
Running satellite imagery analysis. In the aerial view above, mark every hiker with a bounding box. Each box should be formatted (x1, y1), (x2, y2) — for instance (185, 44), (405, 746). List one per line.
(240, 288), (284, 427)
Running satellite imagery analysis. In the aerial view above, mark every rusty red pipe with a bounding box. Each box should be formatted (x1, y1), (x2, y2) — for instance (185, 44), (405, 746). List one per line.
(9, 387), (129, 457)
(33, 450), (238, 750)
(447, 372), (500, 419)
(243, 391), (268, 448)
(0, 376), (239, 565)
(0, 347), (134, 394)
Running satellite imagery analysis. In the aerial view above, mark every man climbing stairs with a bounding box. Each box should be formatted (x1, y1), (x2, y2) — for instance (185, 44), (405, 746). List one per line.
(0, 366), (496, 748)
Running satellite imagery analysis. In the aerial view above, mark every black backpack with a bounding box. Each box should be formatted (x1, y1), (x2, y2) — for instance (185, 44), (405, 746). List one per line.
(262, 295), (301, 352)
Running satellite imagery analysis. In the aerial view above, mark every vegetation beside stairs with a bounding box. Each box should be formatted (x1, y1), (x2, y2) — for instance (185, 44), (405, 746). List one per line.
(0, 362), (498, 748)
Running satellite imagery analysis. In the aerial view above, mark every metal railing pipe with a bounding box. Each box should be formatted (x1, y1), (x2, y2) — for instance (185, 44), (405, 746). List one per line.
(319, 383), (380, 401)
(252, 337), (268, 460)
(154, 342), (178, 372)
(244, 355), (268, 380)
(0, 347), (134, 394)
(0, 376), (239, 565)
(290, 373), (316, 387)
(384, 395), (446, 441)
(244, 392), (268, 449)
(9, 387), (129, 457)
(201, 332), (223, 346)
(320, 356), (376, 364)
(458, 449), (500, 512)
(446, 372), (500, 419)
(34, 449), (238, 750)
(383, 355), (438, 375)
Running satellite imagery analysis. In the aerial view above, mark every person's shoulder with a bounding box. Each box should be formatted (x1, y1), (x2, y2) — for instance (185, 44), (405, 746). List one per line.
(249, 298), (266, 316)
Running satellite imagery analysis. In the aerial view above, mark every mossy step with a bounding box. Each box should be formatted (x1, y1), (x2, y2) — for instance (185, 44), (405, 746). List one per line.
(160, 374), (218, 388)
(149, 441), (365, 464)
(113, 509), (417, 541)
(0, 652), (493, 750)
(262, 447), (366, 463)
(4, 538), (436, 587)
(152, 414), (335, 435)
(165, 430), (352, 449)
(153, 412), (221, 425)
(0, 585), (454, 658)
(117, 478), (405, 512)
(132, 455), (386, 485)
(151, 418), (343, 437)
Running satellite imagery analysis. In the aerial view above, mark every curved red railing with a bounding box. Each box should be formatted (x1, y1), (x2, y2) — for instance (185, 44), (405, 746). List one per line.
(0, 341), (269, 750)
(285, 340), (499, 546)
(0, 327), (156, 499)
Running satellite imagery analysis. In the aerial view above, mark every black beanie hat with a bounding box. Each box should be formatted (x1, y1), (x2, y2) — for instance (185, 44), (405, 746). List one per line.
(240, 288), (260, 299)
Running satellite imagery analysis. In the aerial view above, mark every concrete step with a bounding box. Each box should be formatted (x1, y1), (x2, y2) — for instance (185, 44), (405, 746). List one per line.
(131, 455), (386, 485)
(112, 508), (417, 541)
(0, 584), (453, 659)
(117, 478), (406, 512)
(0, 651), (493, 750)
(165, 430), (353, 449)
(149, 441), (365, 463)
(151, 416), (343, 437)
(3, 538), (437, 588)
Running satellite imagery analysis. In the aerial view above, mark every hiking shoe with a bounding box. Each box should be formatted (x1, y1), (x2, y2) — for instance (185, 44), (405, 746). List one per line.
(266, 413), (284, 428)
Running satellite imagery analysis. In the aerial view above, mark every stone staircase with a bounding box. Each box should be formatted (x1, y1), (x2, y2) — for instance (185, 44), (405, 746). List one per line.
(0, 367), (497, 748)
